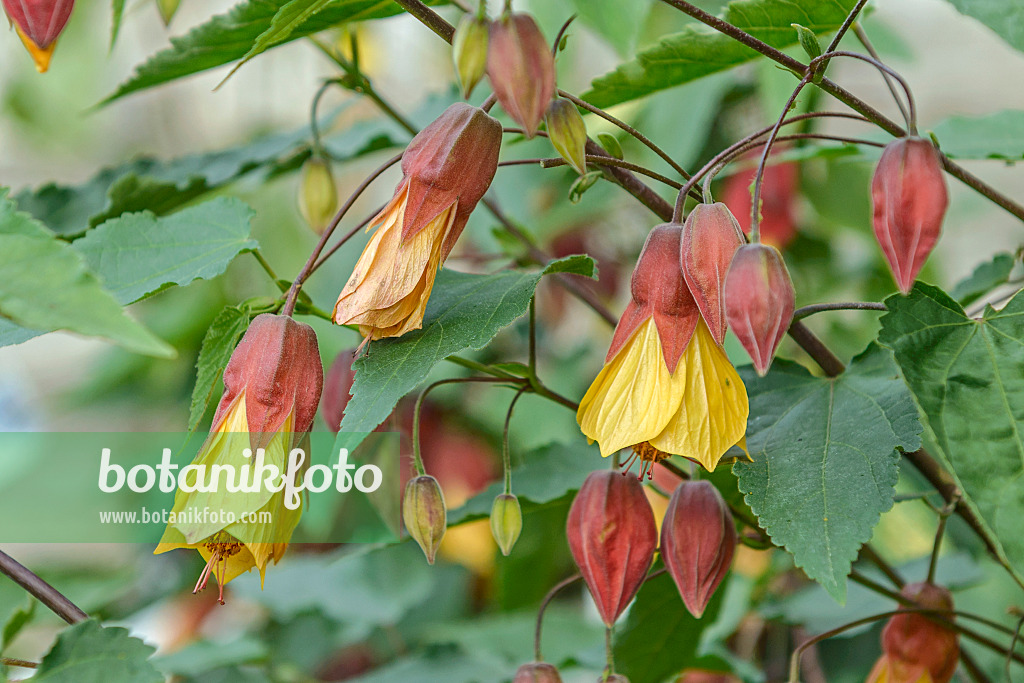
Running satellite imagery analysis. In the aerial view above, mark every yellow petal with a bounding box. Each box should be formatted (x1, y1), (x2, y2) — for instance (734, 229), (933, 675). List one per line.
(649, 319), (748, 471)
(15, 27), (54, 73)
(577, 317), (685, 456)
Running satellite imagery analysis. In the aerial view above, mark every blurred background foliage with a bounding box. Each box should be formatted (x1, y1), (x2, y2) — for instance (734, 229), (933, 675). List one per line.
(1, 0), (1024, 681)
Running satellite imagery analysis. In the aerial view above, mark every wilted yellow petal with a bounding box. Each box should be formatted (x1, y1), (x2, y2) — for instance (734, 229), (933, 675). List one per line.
(334, 186), (457, 340)
(649, 319), (748, 471)
(577, 317), (685, 456)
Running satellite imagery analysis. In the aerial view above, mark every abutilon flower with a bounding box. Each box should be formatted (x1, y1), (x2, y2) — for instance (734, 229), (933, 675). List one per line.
(723, 243), (795, 377)
(566, 470), (657, 627)
(487, 13), (556, 137)
(871, 137), (948, 293)
(867, 582), (959, 683)
(155, 314), (323, 603)
(681, 202), (745, 345)
(660, 481), (736, 617)
(2, 0), (75, 72)
(333, 103), (502, 342)
(577, 224), (748, 475)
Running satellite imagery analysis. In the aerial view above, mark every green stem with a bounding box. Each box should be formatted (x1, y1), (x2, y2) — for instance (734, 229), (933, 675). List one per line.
(250, 250), (283, 289)
(502, 387), (529, 494)
(534, 574), (582, 661)
(792, 302), (887, 320)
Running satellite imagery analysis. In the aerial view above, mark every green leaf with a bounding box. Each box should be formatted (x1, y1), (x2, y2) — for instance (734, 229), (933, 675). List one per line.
(155, 637), (267, 676)
(226, 0), (336, 83)
(878, 283), (1024, 587)
(111, 0), (126, 46)
(73, 198), (257, 305)
(0, 192), (174, 358)
(734, 345), (922, 602)
(33, 620), (162, 683)
(1, 595), (34, 651)
(583, 0), (857, 108)
(931, 110), (1024, 160)
(102, 0), (445, 105)
(449, 441), (604, 525)
(945, 0), (1024, 54)
(336, 256), (595, 449)
(188, 305), (253, 432)
(613, 571), (723, 683)
(952, 252), (1019, 305)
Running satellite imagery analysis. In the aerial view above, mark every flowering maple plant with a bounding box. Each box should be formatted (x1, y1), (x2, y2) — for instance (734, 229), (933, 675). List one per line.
(2, 0), (1024, 682)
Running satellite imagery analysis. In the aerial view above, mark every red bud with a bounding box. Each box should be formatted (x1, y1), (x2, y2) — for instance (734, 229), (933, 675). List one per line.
(402, 474), (447, 564)
(566, 470), (657, 627)
(660, 481), (736, 617)
(681, 203), (745, 345)
(487, 13), (556, 138)
(216, 313), (324, 450)
(322, 349), (357, 432)
(400, 102), (502, 256)
(723, 243), (794, 376)
(3, 0), (74, 72)
(607, 223), (700, 373)
(871, 137), (948, 293)
(514, 663), (563, 683)
(675, 671), (741, 683)
(881, 582), (959, 683)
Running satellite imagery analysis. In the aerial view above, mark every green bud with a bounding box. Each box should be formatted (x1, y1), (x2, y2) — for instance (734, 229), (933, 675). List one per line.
(156, 0), (182, 25)
(791, 24), (822, 61)
(490, 493), (522, 556)
(569, 171), (602, 204)
(545, 98), (587, 174)
(453, 13), (490, 99)
(298, 156), (338, 235)
(403, 475), (447, 564)
(597, 132), (623, 160)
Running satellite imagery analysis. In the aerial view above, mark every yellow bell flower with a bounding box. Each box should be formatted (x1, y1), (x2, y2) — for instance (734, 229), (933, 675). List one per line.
(577, 223), (748, 476)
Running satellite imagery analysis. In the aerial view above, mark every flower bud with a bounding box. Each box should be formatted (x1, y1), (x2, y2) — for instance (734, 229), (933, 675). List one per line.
(156, 0), (181, 25)
(660, 480), (736, 617)
(2, 0), (75, 72)
(322, 349), (357, 432)
(490, 493), (522, 556)
(545, 98), (587, 174)
(681, 203), (745, 345)
(880, 582), (958, 683)
(723, 243), (795, 376)
(871, 137), (948, 293)
(487, 13), (556, 138)
(566, 470), (657, 627)
(514, 662), (563, 683)
(403, 474), (447, 564)
(217, 313), (324, 451)
(298, 156), (338, 235)
(453, 13), (489, 98)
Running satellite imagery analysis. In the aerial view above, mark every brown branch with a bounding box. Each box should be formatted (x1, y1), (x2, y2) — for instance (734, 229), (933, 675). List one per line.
(0, 550), (87, 625)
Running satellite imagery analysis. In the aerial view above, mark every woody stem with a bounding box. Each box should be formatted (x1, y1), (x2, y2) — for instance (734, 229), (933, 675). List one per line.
(282, 152), (401, 317)
(0, 550), (87, 625)
(0, 658), (37, 669)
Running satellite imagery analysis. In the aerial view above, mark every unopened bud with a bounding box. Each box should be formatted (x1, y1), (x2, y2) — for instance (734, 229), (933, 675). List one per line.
(402, 474), (447, 564)
(661, 481), (736, 617)
(880, 582), (959, 683)
(3, 0), (75, 72)
(681, 203), (745, 345)
(723, 243), (795, 376)
(156, 0), (181, 25)
(487, 13), (556, 137)
(566, 470), (657, 627)
(545, 98), (587, 174)
(453, 13), (489, 98)
(490, 493), (522, 556)
(514, 662), (563, 683)
(871, 137), (948, 294)
(298, 156), (338, 235)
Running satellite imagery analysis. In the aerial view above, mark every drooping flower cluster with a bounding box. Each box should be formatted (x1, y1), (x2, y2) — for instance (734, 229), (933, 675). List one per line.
(156, 314), (323, 603)
(333, 103), (502, 343)
(576, 221), (749, 475)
